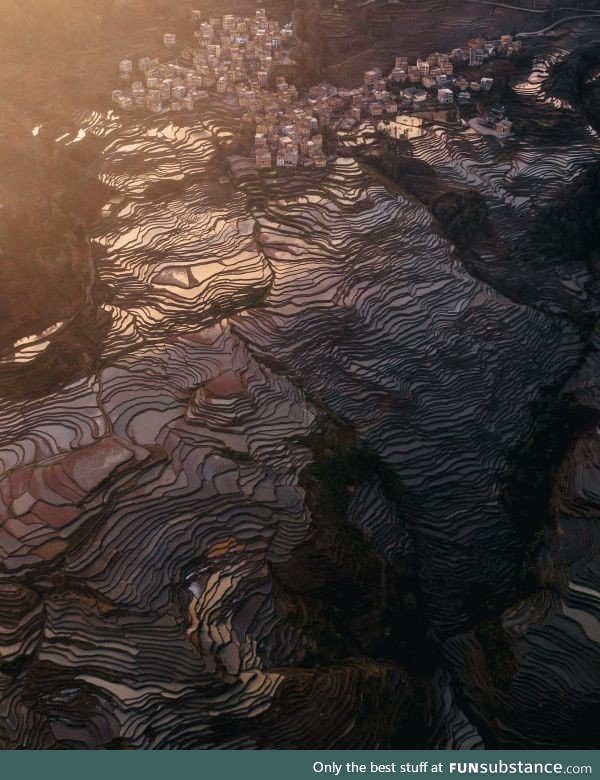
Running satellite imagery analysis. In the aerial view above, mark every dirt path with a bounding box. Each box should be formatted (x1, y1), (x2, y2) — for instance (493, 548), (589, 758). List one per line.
(328, 42), (379, 70)
(516, 12), (600, 36)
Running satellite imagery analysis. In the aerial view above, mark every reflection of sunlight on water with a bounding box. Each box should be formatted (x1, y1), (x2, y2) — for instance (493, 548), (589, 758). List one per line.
(31, 125), (41, 136)
(1, 321), (64, 364)
(78, 111), (273, 344)
(339, 121), (378, 149)
(158, 122), (209, 143)
(513, 50), (574, 110)
(4, 26), (600, 743)
(13, 322), (64, 348)
(65, 129), (87, 145)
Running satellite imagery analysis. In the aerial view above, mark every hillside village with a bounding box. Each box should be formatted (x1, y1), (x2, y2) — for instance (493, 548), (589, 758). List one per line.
(112, 6), (521, 171)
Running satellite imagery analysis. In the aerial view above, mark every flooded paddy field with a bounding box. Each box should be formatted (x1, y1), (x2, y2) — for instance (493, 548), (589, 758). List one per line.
(0, 0), (599, 750)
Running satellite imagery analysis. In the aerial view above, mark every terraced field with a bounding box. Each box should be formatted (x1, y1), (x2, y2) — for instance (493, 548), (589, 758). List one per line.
(0, 7), (599, 750)
(324, 0), (540, 85)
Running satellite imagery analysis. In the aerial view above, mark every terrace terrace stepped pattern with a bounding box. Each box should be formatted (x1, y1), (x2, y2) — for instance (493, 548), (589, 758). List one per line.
(1, 22), (600, 748)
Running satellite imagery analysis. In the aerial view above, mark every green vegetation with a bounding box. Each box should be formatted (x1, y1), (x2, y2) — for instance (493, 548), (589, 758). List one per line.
(0, 117), (112, 358)
(0, 140), (93, 344)
(302, 415), (405, 510)
(502, 392), (598, 595)
(356, 132), (434, 186)
(476, 618), (518, 691)
(545, 43), (600, 132)
(320, 124), (338, 156)
(432, 189), (491, 250)
(0, 304), (112, 401)
(525, 161), (600, 269)
(292, 0), (323, 85)
(214, 119), (256, 162)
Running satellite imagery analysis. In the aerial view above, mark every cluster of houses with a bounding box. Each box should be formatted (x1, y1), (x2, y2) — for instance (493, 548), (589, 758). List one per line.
(111, 9), (520, 171)
(479, 103), (513, 136)
(252, 81), (332, 168)
(362, 34), (521, 129)
(112, 8), (295, 115)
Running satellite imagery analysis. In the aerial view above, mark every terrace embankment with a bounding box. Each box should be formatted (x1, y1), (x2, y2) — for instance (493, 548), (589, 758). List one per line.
(322, 0), (544, 87)
(0, 3), (599, 750)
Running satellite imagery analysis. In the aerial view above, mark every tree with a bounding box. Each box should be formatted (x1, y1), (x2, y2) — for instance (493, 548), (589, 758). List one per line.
(292, 0), (323, 85)
(321, 124), (338, 155)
